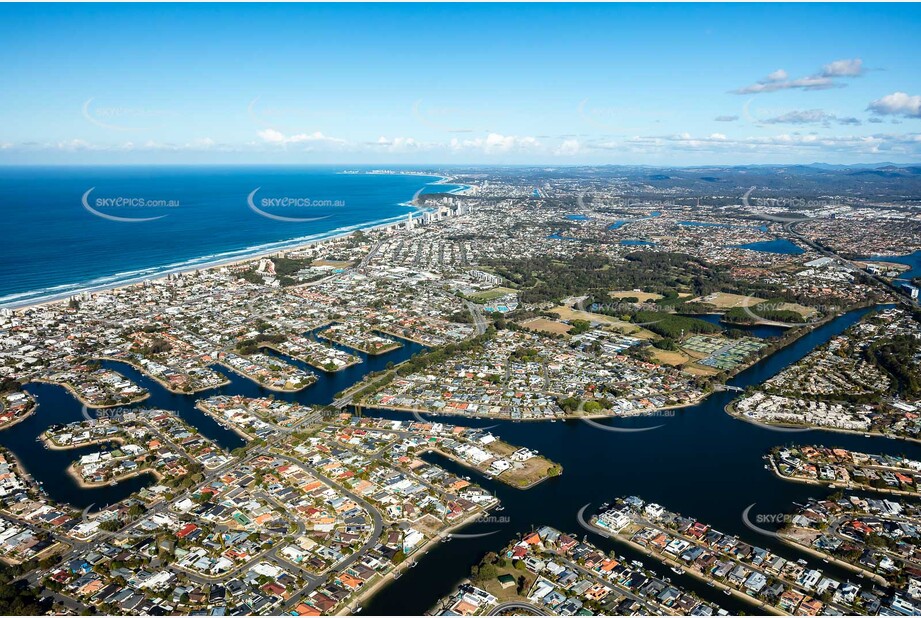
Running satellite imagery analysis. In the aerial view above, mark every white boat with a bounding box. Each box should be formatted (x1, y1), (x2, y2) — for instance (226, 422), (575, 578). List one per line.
(671, 567), (685, 575)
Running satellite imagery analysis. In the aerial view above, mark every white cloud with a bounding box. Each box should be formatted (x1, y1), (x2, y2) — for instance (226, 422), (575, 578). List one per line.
(617, 130), (921, 158)
(762, 109), (832, 125)
(374, 136), (422, 152)
(734, 75), (835, 94)
(733, 58), (864, 94)
(821, 58), (864, 77)
(766, 69), (788, 82)
(257, 129), (347, 147)
(451, 133), (541, 154)
(555, 139), (581, 156)
(867, 92), (921, 118)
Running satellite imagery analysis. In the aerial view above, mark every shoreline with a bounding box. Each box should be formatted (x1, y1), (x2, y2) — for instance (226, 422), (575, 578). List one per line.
(0, 402), (37, 432)
(765, 453), (920, 497)
(592, 520), (785, 616)
(423, 446), (557, 491)
(2, 173), (472, 312)
(41, 433), (126, 452)
(776, 531), (888, 586)
(359, 398), (702, 423)
(66, 460), (160, 488)
(724, 400), (921, 445)
(336, 503), (497, 615)
(258, 342), (361, 373)
(214, 360), (316, 393)
(29, 377), (150, 410)
(194, 402), (257, 442)
(99, 356), (231, 395)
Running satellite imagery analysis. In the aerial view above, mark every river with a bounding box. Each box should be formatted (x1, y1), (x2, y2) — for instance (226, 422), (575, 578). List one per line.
(0, 306), (912, 614)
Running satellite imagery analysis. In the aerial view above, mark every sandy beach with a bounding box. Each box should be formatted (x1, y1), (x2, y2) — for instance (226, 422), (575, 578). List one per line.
(4, 174), (473, 313)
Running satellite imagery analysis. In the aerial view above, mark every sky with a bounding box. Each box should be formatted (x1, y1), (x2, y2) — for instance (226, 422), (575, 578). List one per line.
(1, 3), (920, 166)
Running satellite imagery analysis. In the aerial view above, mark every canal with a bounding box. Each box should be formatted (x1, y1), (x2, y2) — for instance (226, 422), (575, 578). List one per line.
(1, 306), (916, 614)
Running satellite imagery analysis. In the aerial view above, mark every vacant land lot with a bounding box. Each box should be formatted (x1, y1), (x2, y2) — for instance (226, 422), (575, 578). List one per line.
(518, 317), (572, 335)
(691, 292), (767, 308)
(609, 290), (664, 302)
(469, 286), (517, 301)
(648, 348), (690, 366)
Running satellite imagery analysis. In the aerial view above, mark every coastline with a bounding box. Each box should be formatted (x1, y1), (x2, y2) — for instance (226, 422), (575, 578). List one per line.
(591, 520), (785, 616)
(66, 460), (161, 489)
(0, 401), (37, 432)
(214, 361), (317, 393)
(3, 173), (472, 312)
(765, 452), (920, 497)
(776, 531), (888, 586)
(194, 402), (257, 442)
(41, 434), (126, 452)
(724, 400), (921, 445)
(258, 342), (362, 373)
(99, 355), (231, 395)
(30, 377), (150, 410)
(336, 503), (497, 616)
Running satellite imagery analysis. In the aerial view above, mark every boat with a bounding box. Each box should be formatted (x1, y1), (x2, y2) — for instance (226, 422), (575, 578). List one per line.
(631, 560), (644, 569)
(671, 567), (685, 575)
(797, 559), (808, 566)
(723, 589), (732, 596)
(864, 434), (872, 438)
(707, 581), (715, 587)
(495, 506), (505, 512)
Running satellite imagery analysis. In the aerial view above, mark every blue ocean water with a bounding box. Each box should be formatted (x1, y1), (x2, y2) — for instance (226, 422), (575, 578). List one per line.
(0, 166), (460, 307)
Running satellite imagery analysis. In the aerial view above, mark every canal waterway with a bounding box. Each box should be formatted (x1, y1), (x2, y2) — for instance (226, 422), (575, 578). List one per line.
(0, 306), (914, 615)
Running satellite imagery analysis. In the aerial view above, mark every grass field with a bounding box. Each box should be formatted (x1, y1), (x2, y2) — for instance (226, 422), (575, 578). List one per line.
(683, 363), (721, 376)
(550, 305), (657, 339)
(773, 302), (819, 318)
(691, 292), (768, 308)
(648, 348), (690, 366)
(609, 290), (664, 302)
(311, 259), (353, 268)
(469, 286), (517, 301)
(518, 317), (572, 335)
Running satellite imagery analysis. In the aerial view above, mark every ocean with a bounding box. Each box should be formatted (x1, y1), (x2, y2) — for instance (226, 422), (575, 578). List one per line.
(0, 166), (461, 307)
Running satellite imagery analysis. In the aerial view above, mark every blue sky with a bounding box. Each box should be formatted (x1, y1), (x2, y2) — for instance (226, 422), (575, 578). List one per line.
(1, 3), (920, 165)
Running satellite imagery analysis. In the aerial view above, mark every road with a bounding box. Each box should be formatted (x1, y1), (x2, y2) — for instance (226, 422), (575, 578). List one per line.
(783, 219), (918, 310)
(465, 300), (489, 335)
